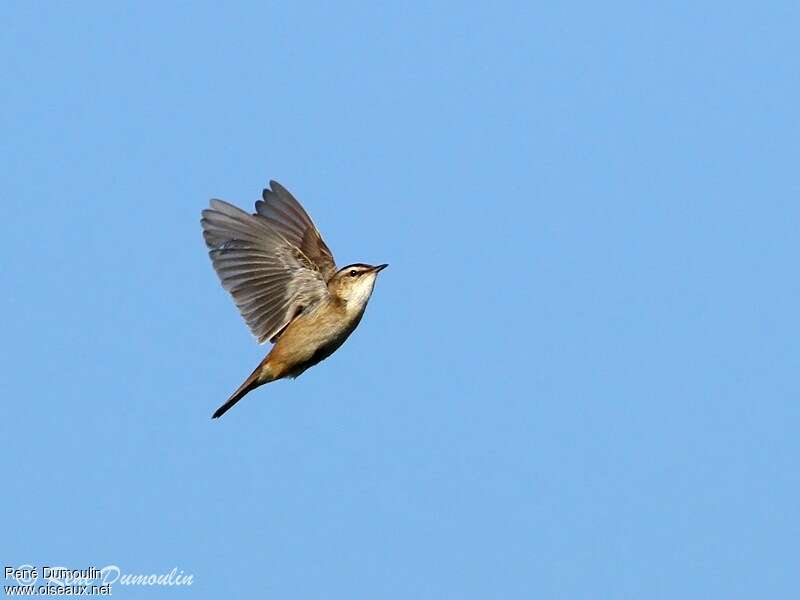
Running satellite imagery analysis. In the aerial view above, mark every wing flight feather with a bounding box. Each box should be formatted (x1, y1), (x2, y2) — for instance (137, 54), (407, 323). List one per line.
(201, 181), (336, 344)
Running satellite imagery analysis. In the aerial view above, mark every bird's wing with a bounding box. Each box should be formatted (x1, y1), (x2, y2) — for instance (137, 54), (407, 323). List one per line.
(201, 183), (336, 344)
(254, 180), (337, 281)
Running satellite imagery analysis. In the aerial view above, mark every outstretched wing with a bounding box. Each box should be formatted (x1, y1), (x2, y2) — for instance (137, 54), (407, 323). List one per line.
(201, 182), (336, 344)
(255, 181), (337, 281)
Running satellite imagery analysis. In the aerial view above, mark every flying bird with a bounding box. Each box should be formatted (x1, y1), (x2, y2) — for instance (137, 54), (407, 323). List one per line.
(201, 180), (388, 418)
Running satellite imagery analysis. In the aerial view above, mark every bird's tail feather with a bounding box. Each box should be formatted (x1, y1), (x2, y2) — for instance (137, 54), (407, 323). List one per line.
(212, 365), (265, 419)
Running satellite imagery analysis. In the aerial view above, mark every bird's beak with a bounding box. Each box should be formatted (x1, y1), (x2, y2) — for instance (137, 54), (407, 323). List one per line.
(372, 263), (389, 273)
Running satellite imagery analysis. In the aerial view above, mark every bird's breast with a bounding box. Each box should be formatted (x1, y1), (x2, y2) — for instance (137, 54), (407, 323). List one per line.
(267, 301), (366, 378)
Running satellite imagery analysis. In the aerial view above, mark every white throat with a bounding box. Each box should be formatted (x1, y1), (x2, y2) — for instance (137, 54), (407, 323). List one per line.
(346, 276), (377, 315)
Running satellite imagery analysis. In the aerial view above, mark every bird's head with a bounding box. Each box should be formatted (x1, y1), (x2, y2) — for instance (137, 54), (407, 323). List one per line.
(329, 263), (388, 309)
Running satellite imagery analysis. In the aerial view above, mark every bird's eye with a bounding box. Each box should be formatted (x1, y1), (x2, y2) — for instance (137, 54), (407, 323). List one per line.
(349, 269), (358, 277)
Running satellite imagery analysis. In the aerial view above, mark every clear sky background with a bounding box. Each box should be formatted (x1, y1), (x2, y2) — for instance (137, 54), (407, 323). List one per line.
(2, 2), (798, 598)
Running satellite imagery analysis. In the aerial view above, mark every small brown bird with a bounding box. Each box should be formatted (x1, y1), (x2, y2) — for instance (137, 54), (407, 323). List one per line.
(201, 180), (388, 418)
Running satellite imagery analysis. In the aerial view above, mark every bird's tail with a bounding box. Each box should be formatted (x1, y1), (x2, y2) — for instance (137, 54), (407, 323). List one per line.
(212, 363), (268, 419)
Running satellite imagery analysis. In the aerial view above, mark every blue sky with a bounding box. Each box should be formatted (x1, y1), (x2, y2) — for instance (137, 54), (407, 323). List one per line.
(3, 1), (798, 598)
